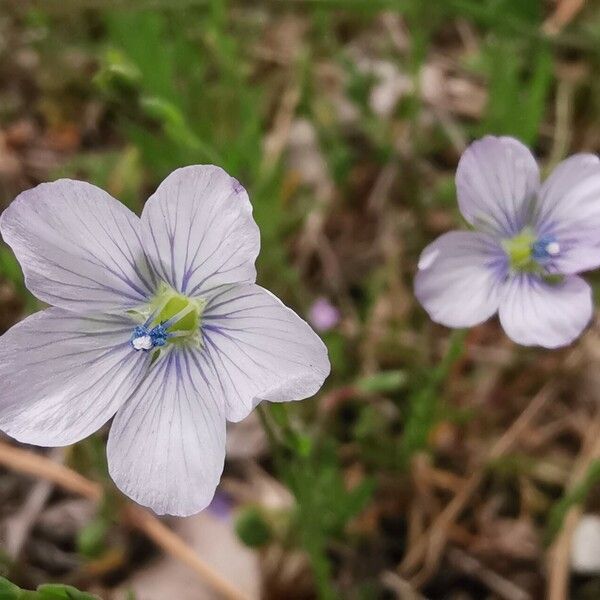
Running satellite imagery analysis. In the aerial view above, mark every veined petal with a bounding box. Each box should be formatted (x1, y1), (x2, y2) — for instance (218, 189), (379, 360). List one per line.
(0, 309), (149, 446)
(545, 244), (600, 276)
(534, 154), (600, 274)
(140, 166), (260, 297)
(107, 348), (226, 516)
(456, 136), (540, 236)
(200, 284), (330, 423)
(499, 274), (592, 348)
(415, 231), (507, 328)
(0, 180), (155, 312)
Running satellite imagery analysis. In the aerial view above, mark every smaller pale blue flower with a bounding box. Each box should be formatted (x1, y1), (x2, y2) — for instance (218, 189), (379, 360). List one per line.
(415, 136), (600, 348)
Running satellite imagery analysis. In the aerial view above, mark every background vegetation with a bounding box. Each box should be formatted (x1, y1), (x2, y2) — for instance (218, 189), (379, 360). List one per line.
(1, 0), (600, 598)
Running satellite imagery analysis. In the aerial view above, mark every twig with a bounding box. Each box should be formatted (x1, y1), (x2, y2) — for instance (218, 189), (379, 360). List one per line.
(123, 505), (250, 600)
(261, 83), (301, 175)
(0, 443), (100, 498)
(547, 75), (575, 170)
(401, 346), (584, 584)
(447, 548), (531, 600)
(381, 571), (427, 600)
(542, 0), (586, 35)
(399, 381), (556, 583)
(0, 441), (249, 600)
(3, 448), (64, 559)
(546, 413), (600, 600)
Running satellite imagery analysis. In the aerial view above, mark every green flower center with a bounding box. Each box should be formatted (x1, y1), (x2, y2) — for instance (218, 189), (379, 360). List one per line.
(150, 284), (205, 334)
(130, 282), (207, 352)
(502, 227), (562, 277)
(502, 228), (537, 271)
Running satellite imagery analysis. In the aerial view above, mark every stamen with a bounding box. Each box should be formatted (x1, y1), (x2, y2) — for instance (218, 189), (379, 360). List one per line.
(129, 283), (207, 353)
(130, 324), (168, 352)
(132, 335), (153, 351)
(532, 235), (560, 261)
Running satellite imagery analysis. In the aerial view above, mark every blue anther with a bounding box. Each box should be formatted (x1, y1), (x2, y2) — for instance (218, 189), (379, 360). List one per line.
(131, 323), (169, 351)
(532, 235), (560, 261)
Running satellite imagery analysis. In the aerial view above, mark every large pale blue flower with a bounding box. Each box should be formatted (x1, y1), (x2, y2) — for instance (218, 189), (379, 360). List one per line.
(416, 136), (600, 348)
(0, 166), (330, 516)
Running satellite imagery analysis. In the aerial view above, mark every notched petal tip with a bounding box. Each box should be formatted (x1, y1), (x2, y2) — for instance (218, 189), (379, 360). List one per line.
(1, 178), (153, 312)
(456, 135), (540, 237)
(107, 349), (226, 517)
(200, 284), (330, 423)
(141, 164), (260, 295)
(499, 274), (593, 349)
(231, 176), (247, 196)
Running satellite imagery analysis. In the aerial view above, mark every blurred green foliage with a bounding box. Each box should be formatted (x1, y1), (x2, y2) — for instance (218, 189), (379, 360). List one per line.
(235, 506), (274, 548)
(398, 329), (467, 467)
(285, 441), (375, 599)
(0, 578), (99, 600)
(2, 0), (600, 597)
(545, 460), (600, 545)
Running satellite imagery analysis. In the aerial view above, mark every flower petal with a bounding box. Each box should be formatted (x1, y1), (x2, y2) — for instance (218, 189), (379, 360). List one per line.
(200, 284), (330, 422)
(0, 309), (148, 446)
(0, 180), (155, 311)
(546, 245), (600, 276)
(140, 166), (260, 297)
(498, 274), (592, 348)
(456, 136), (540, 236)
(107, 348), (226, 516)
(414, 231), (507, 328)
(534, 154), (600, 274)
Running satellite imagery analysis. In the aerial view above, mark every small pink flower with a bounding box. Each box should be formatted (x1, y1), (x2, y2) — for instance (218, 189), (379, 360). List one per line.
(309, 297), (340, 332)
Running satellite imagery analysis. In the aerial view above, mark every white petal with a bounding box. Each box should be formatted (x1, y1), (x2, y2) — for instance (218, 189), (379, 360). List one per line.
(414, 231), (507, 328)
(0, 180), (155, 311)
(107, 348), (226, 516)
(0, 309), (148, 446)
(499, 274), (592, 348)
(456, 136), (540, 236)
(201, 284), (330, 422)
(140, 166), (260, 297)
(534, 154), (600, 274)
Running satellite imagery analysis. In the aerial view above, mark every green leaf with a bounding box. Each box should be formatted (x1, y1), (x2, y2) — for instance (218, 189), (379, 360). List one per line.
(398, 329), (467, 466)
(93, 47), (142, 95)
(0, 577), (22, 600)
(0, 579), (99, 600)
(0, 249), (24, 288)
(235, 507), (273, 548)
(479, 39), (552, 145)
(356, 370), (407, 394)
(545, 460), (600, 545)
(77, 517), (109, 559)
(37, 583), (99, 600)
